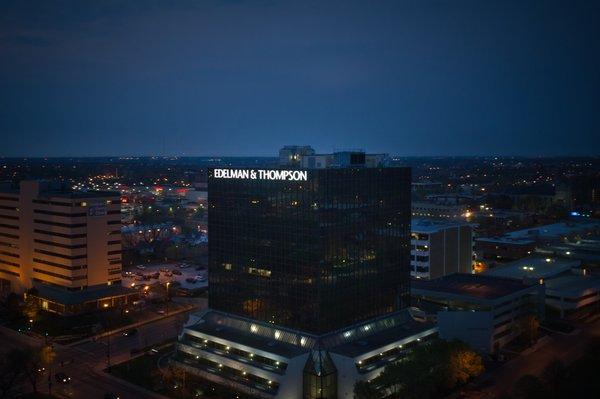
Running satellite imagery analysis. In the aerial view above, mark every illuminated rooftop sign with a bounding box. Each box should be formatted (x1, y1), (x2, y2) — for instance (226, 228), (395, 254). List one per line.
(214, 168), (308, 181)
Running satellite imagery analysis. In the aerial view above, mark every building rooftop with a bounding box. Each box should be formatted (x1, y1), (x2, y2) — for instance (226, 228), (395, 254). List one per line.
(328, 312), (436, 358)
(411, 273), (535, 301)
(184, 309), (436, 360)
(503, 220), (600, 241)
(40, 190), (119, 199)
(32, 284), (135, 305)
(475, 236), (536, 245)
(185, 311), (311, 358)
(0, 181), (119, 199)
(411, 217), (470, 233)
(484, 256), (580, 279)
(545, 274), (600, 297)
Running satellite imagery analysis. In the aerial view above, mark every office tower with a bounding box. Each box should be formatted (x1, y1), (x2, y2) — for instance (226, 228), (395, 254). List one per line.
(209, 166), (411, 334)
(0, 180), (135, 314)
(174, 151), (438, 398)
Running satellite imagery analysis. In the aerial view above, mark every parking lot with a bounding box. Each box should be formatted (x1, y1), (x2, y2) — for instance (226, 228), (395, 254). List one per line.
(121, 262), (208, 291)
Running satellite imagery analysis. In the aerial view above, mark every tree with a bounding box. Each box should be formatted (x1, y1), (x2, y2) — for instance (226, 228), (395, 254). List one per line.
(0, 349), (24, 399)
(445, 344), (485, 388)
(2, 347), (44, 395)
(353, 340), (484, 399)
(354, 380), (380, 399)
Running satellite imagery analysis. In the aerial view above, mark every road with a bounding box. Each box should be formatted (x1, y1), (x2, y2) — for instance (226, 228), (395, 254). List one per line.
(1, 305), (201, 399)
(463, 317), (600, 398)
(72, 309), (190, 367)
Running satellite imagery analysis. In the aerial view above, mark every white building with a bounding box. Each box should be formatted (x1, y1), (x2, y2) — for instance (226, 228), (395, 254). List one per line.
(411, 218), (473, 279)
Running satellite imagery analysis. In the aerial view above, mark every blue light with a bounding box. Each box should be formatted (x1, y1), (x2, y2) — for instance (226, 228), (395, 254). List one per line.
(570, 211), (580, 217)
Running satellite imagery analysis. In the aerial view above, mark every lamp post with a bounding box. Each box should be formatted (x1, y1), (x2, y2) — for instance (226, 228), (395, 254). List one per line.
(166, 282), (171, 316)
(101, 303), (112, 373)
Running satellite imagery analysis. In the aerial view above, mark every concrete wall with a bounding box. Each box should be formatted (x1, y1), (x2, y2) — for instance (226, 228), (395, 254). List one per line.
(437, 310), (493, 353)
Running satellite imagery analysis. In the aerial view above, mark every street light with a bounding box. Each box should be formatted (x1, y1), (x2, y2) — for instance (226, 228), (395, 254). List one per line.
(165, 282), (171, 316)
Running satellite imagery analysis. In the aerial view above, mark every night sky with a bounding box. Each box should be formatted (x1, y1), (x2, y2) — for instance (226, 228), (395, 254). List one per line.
(1, 0), (599, 157)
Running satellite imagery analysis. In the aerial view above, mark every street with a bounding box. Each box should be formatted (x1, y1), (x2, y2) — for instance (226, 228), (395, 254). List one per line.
(1, 304), (202, 399)
(464, 317), (600, 398)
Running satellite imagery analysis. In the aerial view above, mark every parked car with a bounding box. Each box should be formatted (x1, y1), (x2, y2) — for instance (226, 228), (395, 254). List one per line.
(151, 272), (160, 279)
(195, 275), (207, 282)
(179, 263), (190, 269)
(172, 269), (182, 276)
(55, 372), (71, 383)
(159, 267), (170, 273)
(185, 277), (197, 284)
(136, 265), (146, 270)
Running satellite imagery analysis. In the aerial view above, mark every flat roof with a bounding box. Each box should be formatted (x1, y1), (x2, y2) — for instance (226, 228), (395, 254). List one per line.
(185, 311), (309, 358)
(33, 284), (135, 305)
(412, 273), (534, 301)
(184, 310), (436, 360)
(475, 236), (535, 245)
(411, 217), (470, 233)
(545, 274), (600, 297)
(41, 190), (119, 199)
(503, 220), (600, 241)
(329, 314), (436, 358)
(484, 256), (580, 279)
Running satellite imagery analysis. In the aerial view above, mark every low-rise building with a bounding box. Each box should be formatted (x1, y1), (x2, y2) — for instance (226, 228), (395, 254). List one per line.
(545, 273), (600, 318)
(412, 273), (544, 353)
(475, 236), (536, 263)
(485, 256), (600, 320)
(484, 256), (581, 281)
(173, 309), (437, 398)
(412, 201), (469, 219)
(411, 218), (473, 279)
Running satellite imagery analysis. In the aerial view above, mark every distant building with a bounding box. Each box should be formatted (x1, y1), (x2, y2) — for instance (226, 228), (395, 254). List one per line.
(412, 201), (469, 219)
(412, 273), (544, 353)
(278, 145), (316, 167)
(484, 256), (581, 281)
(474, 219), (600, 263)
(545, 273), (600, 318)
(278, 146), (389, 169)
(541, 237), (600, 268)
(475, 236), (536, 263)
(485, 255), (600, 319)
(489, 219), (600, 245)
(411, 218), (473, 279)
(0, 181), (136, 314)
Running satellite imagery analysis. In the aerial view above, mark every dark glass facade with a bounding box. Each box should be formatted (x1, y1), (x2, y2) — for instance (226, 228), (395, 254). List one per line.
(208, 167), (411, 334)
